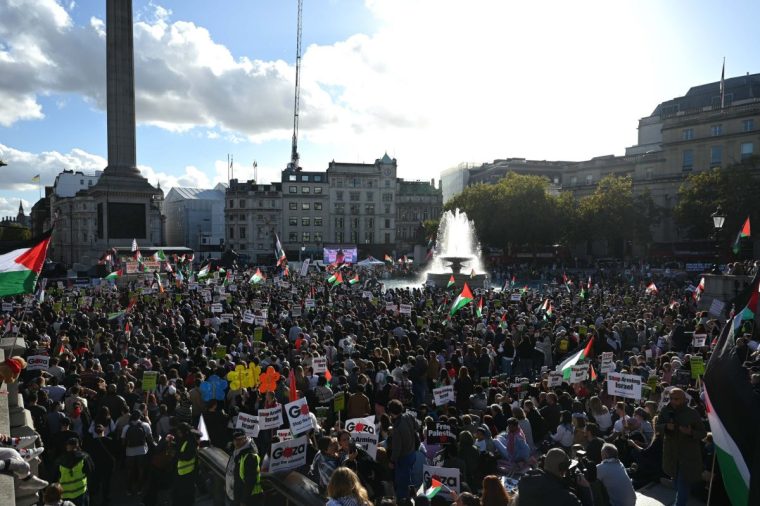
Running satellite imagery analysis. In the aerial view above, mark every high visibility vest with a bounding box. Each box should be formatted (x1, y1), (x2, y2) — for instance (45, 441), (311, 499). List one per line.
(239, 453), (263, 495)
(177, 440), (196, 476)
(60, 459), (87, 499)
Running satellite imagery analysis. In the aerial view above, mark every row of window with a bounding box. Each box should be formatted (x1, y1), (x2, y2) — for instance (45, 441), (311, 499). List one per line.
(288, 217), (324, 227)
(229, 198), (278, 208)
(334, 232), (392, 244)
(682, 119), (755, 140)
(682, 142), (755, 171)
(334, 217), (393, 229)
(287, 202), (323, 211)
(334, 191), (394, 202)
(287, 174), (324, 183)
(333, 178), (392, 189)
(334, 204), (393, 214)
(288, 232), (323, 242)
(288, 186), (324, 194)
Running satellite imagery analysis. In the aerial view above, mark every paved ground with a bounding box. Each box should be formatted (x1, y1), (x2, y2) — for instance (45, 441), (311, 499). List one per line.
(636, 482), (706, 506)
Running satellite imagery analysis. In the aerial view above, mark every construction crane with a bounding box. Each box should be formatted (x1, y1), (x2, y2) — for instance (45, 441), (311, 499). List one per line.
(288, 0), (303, 171)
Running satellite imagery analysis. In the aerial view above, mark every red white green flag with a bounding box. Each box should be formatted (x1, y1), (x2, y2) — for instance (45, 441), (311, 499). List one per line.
(327, 271), (343, 286)
(104, 269), (122, 281)
(446, 275), (455, 288)
(476, 297), (483, 318)
(500, 312), (508, 330)
(557, 337), (594, 380)
(349, 274), (360, 285)
(449, 283), (474, 317)
(733, 217), (751, 254)
(693, 277), (705, 301)
(0, 235), (50, 297)
(249, 268), (265, 285)
(425, 478), (443, 499)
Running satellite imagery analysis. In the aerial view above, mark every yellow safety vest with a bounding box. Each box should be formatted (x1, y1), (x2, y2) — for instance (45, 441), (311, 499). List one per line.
(60, 459), (87, 499)
(177, 440), (196, 476)
(239, 453), (263, 495)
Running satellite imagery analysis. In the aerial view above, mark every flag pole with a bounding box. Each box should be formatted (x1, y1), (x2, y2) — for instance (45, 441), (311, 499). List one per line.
(706, 448), (717, 505)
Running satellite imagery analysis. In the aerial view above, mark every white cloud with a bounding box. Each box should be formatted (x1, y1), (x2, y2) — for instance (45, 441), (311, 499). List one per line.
(0, 143), (105, 190)
(0, 197), (32, 220)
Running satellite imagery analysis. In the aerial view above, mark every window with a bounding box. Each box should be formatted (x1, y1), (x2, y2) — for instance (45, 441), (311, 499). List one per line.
(82, 232), (87, 241)
(682, 128), (694, 140)
(382, 193), (393, 202)
(336, 191), (343, 201)
(385, 180), (390, 188)
(88, 180), (93, 186)
(289, 218), (298, 226)
(314, 202), (322, 210)
(366, 204), (375, 214)
(239, 227), (246, 239)
(301, 217), (310, 226)
(229, 200), (234, 208)
(80, 179), (84, 185)
(314, 217), (323, 227)
(258, 200), (263, 207)
(239, 199), (245, 208)
(350, 204), (360, 215)
(570, 176), (577, 186)
(314, 175), (322, 182)
(289, 232), (298, 242)
(288, 175), (297, 181)
(743, 119), (755, 132)
(314, 187), (323, 194)
(585, 174), (593, 184)
(228, 243), (234, 250)
(229, 227), (235, 239)
(367, 180), (374, 188)
(710, 146), (723, 166)
(682, 149), (694, 171)
(645, 168), (653, 180)
(336, 179), (343, 188)
(366, 192), (374, 201)
(367, 218), (374, 228)
(239, 243), (246, 250)
(302, 203), (310, 210)
(335, 204), (345, 214)
(335, 232), (344, 242)
(289, 186), (297, 193)
(352, 178), (359, 188)
(271, 200), (276, 208)
(302, 232), (310, 242)
(350, 192), (360, 201)
(335, 217), (344, 228)
(385, 219), (391, 228)
(302, 186), (311, 194)
(384, 205), (391, 214)
(302, 175), (310, 182)
(240, 214), (246, 221)
(740, 142), (754, 160)
(314, 232), (323, 242)
(289, 202), (298, 210)
(711, 124), (722, 136)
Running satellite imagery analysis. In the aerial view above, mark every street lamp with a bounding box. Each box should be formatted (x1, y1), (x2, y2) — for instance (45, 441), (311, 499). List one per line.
(299, 244), (305, 262)
(711, 205), (726, 271)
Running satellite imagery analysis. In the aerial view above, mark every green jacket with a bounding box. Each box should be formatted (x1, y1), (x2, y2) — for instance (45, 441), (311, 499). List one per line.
(656, 404), (706, 483)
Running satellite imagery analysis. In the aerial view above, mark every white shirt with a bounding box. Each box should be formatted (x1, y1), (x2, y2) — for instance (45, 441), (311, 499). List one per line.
(613, 415), (631, 434)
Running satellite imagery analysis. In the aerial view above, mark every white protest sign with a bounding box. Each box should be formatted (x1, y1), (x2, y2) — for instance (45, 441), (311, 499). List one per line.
(510, 293), (522, 302)
(607, 372), (643, 400)
(227, 284), (237, 292)
(1, 303), (13, 313)
(285, 397), (314, 436)
(385, 303), (397, 313)
(299, 259), (310, 277)
(433, 385), (455, 406)
(26, 355), (50, 371)
(362, 291), (373, 299)
(312, 357), (327, 374)
(242, 311), (254, 324)
(570, 364), (589, 383)
(305, 298), (316, 309)
(548, 371), (564, 387)
(600, 351), (615, 373)
(276, 429), (293, 441)
(258, 405), (284, 430)
(422, 465), (460, 500)
(210, 303), (223, 313)
(346, 416), (378, 459)
(269, 436), (308, 473)
(692, 334), (707, 348)
(291, 305), (302, 317)
(254, 316), (266, 326)
(235, 413), (260, 437)
(708, 298), (725, 317)
(399, 304), (412, 315)
(220, 313), (233, 323)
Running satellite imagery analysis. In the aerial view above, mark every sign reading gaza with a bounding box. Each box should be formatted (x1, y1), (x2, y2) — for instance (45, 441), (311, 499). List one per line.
(422, 465), (460, 499)
(269, 436), (308, 473)
(285, 398), (314, 435)
(346, 416), (378, 459)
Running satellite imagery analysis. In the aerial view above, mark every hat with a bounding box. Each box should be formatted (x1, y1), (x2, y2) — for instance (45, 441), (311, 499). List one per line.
(544, 448), (570, 476)
(232, 429), (247, 439)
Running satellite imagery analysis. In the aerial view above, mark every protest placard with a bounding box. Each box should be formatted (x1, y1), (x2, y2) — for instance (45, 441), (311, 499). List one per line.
(285, 398), (314, 436)
(253, 327), (263, 342)
(299, 259), (310, 277)
(305, 298), (316, 309)
(142, 371), (159, 391)
(258, 406), (283, 430)
(399, 304), (412, 315)
(385, 303), (397, 313)
(333, 392), (345, 413)
(433, 385), (455, 406)
(426, 422), (455, 445)
(510, 293), (522, 302)
(691, 356), (705, 378)
(422, 465), (460, 500)
(235, 413), (260, 437)
(570, 364), (589, 383)
(708, 298), (725, 317)
(214, 345), (227, 359)
(692, 334), (707, 348)
(346, 416), (378, 458)
(1, 302), (13, 313)
(243, 311), (254, 324)
(276, 429), (293, 441)
(291, 305), (302, 317)
(312, 357), (327, 374)
(269, 436), (308, 473)
(606, 372), (643, 400)
(548, 371), (564, 387)
(210, 303), (223, 313)
(600, 352), (615, 373)
(26, 355), (49, 372)
(362, 291), (373, 299)
(254, 316), (266, 326)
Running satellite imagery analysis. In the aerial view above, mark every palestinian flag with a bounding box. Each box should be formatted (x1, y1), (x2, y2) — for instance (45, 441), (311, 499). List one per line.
(693, 277), (705, 302)
(580, 284), (588, 300)
(249, 268), (265, 285)
(275, 233), (287, 267)
(645, 282), (658, 294)
(449, 282), (474, 317)
(349, 274), (360, 285)
(500, 312), (508, 330)
(446, 275), (455, 289)
(154, 249), (167, 261)
(733, 217), (751, 254)
(104, 269), (122, 281)
(107, 310), (125, 321)
(0, 234), (51, 297)
(540, 299), (550, 313)
(155, 273), (164, 293)
(198, 264), (210, 279)
(589, 364), (597, 381)
(521, 285), (528, 294)
(324, 369), (333, 388)
(704, 272), (760, 506)
(283, 265), (290, 278)
(424, 478), (443, 499)
(327, 271), (343, 286)
(545, 304), (554, 318)
(557, 337), (594, 380)
(476, 297), (483, 318)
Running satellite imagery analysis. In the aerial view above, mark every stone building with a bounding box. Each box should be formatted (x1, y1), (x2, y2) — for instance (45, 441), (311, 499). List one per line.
(224, 180), (283, 264)
(165, 184), (226, 260)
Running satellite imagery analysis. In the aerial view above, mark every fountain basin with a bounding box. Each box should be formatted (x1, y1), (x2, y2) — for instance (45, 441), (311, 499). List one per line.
(427, 272), (488, 289)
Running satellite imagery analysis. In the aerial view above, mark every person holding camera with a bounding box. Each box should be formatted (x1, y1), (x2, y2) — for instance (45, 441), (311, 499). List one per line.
(516, 448), (593, 506)
(656, 388), (706, 506)
(596, 443), (636, 506)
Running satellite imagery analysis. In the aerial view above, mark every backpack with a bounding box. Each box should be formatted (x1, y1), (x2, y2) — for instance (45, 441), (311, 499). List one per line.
(125, 422), (146, 448)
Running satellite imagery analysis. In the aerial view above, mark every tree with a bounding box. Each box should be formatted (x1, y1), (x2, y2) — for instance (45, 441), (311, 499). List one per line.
(421, 219), (440, 241)
(674, 156), (760, 242)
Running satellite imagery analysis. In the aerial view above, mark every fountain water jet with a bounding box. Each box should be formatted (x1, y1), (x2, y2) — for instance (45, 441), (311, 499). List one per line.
(425, 209), (488, 289)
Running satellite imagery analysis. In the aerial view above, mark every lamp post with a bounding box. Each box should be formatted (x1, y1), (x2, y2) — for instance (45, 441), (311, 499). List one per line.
(711, 205), (725, 271)
(299, 244), (305, 262)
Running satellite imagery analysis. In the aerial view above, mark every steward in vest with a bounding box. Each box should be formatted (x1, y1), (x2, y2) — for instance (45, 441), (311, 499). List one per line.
(172, 422), (198, 506)
(56, 437), (94, 506)
(226, 429), (263, 506)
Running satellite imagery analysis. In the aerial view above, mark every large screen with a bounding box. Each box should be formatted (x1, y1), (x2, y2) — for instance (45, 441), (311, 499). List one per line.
(323, 247), (358, 264)
(108, 203), (146, 239)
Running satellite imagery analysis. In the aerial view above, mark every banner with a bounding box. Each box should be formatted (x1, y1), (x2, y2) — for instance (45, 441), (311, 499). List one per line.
(433, 385), (455, 406)
(692, 334), (707, 348)
(258, 405), (283, 430)
(426, 422), (454, 444)
(285, 397), (314, 435)
(26, 355), (50, 371)
(422, 465), (460, 500)
(606, 372), (642, 400)
(346, 416), (378, 459)
(269, 436), (308, 473)
(312, 357), (327, 374)
(243, 310), (254, 324)
(570, 364), (589, 383)
(708, 298), (725, 317)
(547, 371), (564, 387)
(235, 413), (260, 437)
(322, 247), (358, 264)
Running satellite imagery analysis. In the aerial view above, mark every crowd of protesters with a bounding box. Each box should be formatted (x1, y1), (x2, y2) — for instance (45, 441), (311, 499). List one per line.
(2, 255), (760, 506)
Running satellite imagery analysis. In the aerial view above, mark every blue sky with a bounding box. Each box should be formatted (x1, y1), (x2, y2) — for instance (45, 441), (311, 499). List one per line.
(1, 0), (759, 218)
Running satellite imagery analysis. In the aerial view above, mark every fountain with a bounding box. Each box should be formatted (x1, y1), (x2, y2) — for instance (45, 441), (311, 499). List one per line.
(425, 209), (488, 289)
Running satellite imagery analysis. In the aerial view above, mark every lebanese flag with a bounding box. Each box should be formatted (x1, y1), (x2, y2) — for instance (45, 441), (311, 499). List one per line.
(557, 337), (594, 380)
(0, 234), (50, 297)
(449, 283), (474, 317)
(703, 272), (760, 506)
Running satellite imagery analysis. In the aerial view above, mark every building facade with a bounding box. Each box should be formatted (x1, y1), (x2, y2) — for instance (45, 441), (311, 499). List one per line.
(224, 180), (283, 264)
(165, 184), (226, 260)
(396, 180), (443, 252)
(280, 167), (329, 259)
